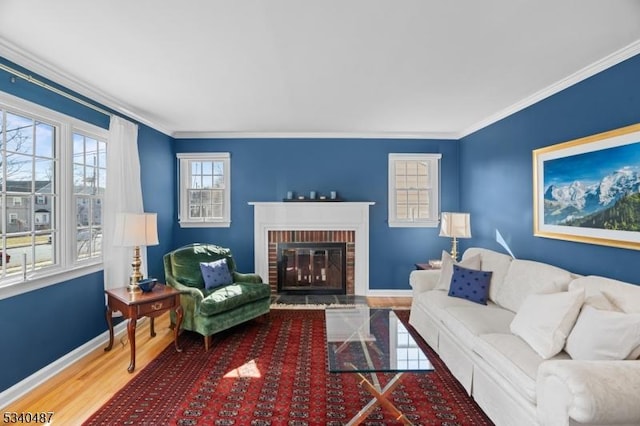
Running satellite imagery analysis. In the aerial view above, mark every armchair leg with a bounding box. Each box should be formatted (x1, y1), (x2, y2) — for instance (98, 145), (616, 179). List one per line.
(204, 335), (212, 351)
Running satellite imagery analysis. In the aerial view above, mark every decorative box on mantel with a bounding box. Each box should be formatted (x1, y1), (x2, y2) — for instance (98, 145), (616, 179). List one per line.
(248, 202), (375, 296)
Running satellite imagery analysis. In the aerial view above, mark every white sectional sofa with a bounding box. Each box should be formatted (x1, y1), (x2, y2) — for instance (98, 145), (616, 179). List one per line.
(409, 247), (640, 426)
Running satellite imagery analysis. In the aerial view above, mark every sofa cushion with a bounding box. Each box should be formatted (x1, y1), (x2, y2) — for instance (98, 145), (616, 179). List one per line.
(495, 259), (573, 312)
(447, 265), (492, 305)
(414, 289), (484, 320)
(570, 275), (640, 313)
(474, 333), (570, 404)
(565, 305), (640, 360)
(510, 290), (584, 359)
(463, 248), (513, 302)
(199, 282), (271, 316)
(200, 258), (234, 289)
(440, 304), (515, 349)
(435, 251), (481, 291)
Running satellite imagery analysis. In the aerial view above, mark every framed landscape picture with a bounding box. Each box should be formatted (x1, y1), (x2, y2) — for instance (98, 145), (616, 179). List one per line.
(533, 123), (640, 250)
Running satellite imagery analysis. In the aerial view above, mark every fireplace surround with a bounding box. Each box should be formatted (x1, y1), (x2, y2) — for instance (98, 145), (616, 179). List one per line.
(249, 202), (374, 295)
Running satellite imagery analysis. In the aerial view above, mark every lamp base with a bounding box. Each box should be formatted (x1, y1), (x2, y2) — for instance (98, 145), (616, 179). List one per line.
(450, 237), (459, 262)
(127, 246), (143, 292)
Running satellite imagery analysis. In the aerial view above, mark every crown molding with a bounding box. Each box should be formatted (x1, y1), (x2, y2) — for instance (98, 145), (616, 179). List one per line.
(172, 130), (459, 140)
(0, 38), (171, 135)
(460, 40), (640, 139)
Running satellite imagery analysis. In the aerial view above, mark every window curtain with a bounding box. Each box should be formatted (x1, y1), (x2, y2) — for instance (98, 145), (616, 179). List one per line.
(103, 116), (146, 291)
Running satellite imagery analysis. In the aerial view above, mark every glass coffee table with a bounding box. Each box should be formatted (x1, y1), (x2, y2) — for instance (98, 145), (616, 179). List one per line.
(325, 307), (434, 425)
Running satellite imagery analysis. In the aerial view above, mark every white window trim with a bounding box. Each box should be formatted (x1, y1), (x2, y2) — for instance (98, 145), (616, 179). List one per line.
(388, 153), (442, 228)
(177, 152), (231, 228)
(0, 91), (107, 300)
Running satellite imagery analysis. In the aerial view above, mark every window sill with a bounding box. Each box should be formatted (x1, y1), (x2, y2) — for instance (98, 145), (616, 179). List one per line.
(388, 220), (439, 228)
(0, 262), (103, 301)
(179, 221), (231, 228)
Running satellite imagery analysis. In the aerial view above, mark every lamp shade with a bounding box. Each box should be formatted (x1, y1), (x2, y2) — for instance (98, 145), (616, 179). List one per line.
(113, 212), (159, 247)
(439, 212), (471, 238)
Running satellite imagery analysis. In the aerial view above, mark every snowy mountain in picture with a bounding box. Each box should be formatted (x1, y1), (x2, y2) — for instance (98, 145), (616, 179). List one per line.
(544, 167), (640, 225)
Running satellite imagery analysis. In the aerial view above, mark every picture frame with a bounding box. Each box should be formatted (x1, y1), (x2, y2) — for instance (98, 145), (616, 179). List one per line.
(533, 123), (640, 250)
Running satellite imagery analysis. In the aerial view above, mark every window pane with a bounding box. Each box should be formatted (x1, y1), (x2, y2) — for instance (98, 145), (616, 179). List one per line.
(417, 161), (428, 176)
(5, 153), (33, 186)
(35, 122), (54, 158)
(76, 196), (90, 226)
(73, 133), (84, 163)
(6, 113), (33, 154)
(97, 141), (107, 168)
(213, 161), (223, 175)
(91, 198), (103, 226)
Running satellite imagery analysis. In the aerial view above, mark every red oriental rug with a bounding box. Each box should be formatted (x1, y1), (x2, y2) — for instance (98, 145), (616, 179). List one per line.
(84, 310), (493, 425)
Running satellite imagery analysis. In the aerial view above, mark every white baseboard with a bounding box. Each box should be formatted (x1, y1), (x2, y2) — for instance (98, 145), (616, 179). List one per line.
(366, 289), (413, 297)
(0, 321), (127, 410)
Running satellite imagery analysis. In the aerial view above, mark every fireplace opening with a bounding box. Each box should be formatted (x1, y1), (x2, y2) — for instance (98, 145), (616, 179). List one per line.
(277, 242), (347, 295)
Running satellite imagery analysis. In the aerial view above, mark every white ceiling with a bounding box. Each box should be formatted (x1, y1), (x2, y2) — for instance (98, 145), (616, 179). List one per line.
(1, 1), (640, 139)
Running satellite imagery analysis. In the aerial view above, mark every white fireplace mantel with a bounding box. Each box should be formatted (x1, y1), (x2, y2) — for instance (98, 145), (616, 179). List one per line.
(248, 201), (375, 295)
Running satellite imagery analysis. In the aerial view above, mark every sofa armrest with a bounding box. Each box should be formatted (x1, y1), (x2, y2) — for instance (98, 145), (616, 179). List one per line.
(409, 270), (440, 294)
(537, 360), (640, 426)
(233, 271), (263, 284)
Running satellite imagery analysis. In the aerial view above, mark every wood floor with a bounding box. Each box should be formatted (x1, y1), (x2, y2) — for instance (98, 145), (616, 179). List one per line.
(4, 297), (411, 425)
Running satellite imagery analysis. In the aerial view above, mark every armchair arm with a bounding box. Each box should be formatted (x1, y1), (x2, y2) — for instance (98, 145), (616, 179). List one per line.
(537, 360), (640, 426)
(165, 276), (205, 302)
(409, 270), (440, 295)
(232, 271), (263, 284)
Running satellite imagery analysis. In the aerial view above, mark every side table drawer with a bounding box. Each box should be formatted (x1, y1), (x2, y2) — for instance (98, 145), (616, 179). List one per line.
(137, 297), (176, 316)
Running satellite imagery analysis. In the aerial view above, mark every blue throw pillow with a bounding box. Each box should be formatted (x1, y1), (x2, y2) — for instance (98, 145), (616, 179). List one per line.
(200, 258), (233, 290)
(448, 265), (492, 305)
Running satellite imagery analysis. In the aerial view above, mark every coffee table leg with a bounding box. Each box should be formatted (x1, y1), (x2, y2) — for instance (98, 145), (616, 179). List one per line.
(347, 372), (411, 425)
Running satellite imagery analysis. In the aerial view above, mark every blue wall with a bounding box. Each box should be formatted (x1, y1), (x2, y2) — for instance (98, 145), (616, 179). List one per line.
(172, 138), (460, 290)
(0, 58), (175, 392)
(460, 53), (640, 283)
(138, 125), (176, 279)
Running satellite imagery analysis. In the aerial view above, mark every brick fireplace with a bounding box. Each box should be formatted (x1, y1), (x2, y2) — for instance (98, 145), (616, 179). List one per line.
(249, 201), (374, 295)
(269, 231), (355, 294)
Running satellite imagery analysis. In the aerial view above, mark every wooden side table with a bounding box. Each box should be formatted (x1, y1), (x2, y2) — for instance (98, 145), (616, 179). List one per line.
(104, 284), (183, 373)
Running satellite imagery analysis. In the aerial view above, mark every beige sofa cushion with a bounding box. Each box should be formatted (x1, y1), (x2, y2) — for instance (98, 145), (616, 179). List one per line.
(435, 251), (481, 291)
(440, 304), (515, 349)
(463, 248), (513, 302)
(565, 305), (640, 360)
(510, 290), (584, 359)
(495, 259), (573, 312)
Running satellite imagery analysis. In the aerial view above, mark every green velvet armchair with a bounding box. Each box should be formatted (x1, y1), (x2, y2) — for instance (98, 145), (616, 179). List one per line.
(163, 243), (271, 350)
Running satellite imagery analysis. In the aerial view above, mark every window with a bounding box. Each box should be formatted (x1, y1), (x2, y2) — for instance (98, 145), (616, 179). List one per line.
(388, 153), (441, 227)
(177, 153), (231, 227)
(0, 92), (107, 291)
(73, 133), (106, 261)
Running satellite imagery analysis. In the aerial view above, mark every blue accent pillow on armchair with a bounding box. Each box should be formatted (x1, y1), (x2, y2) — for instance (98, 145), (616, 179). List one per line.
(448, 265), (492, 305)
(200, 258), (234, 290)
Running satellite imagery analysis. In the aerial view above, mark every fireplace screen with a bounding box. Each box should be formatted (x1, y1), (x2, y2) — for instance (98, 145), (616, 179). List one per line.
(277, 242), (347, 294)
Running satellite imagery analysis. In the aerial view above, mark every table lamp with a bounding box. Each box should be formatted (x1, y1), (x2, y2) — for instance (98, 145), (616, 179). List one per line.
(439, 212), (471, 261)
(113, 212), (159, 292)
